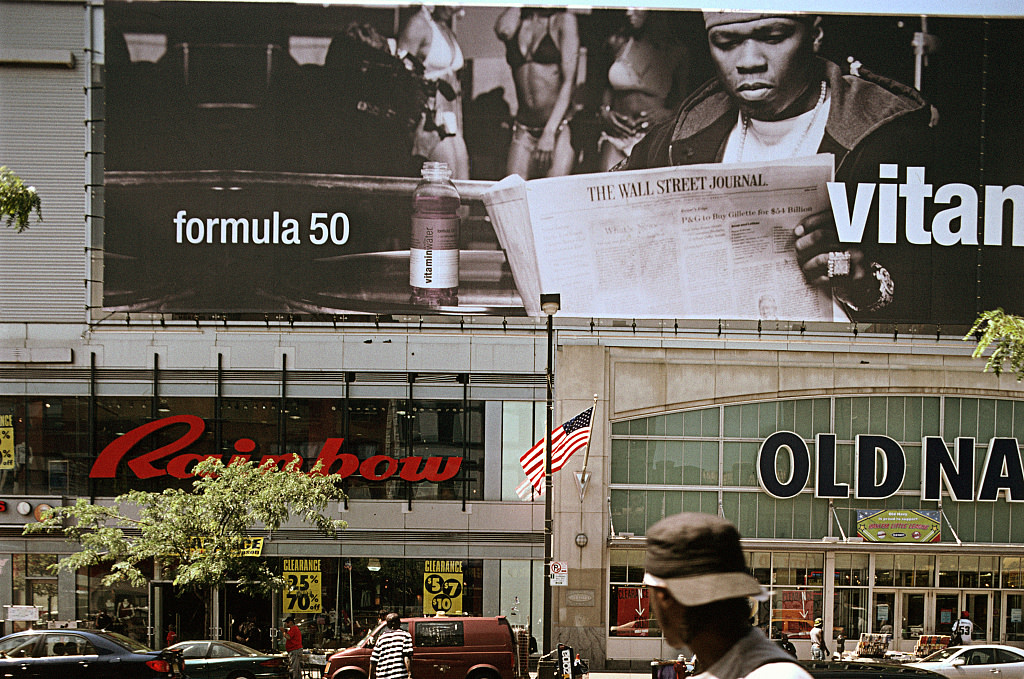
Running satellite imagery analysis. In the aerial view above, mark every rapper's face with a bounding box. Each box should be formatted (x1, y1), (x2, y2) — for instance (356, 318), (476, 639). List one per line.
(707, 17), (817, 120)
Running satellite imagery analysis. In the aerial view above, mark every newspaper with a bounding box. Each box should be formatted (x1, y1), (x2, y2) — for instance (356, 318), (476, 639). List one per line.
(483, 155), (837, 320)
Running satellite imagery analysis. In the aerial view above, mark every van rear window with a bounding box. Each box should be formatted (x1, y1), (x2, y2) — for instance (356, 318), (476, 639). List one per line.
(415, 621), (464, 647)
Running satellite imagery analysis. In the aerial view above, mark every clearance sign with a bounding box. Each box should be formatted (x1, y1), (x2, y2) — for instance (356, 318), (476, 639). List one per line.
(284, 559), (323, 614)
(423, 560), (463, 615)
(0, 414), (12, 470)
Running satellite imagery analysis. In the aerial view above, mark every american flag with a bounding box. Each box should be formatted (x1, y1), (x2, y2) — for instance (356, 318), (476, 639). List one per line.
(515, 407), (593, 500)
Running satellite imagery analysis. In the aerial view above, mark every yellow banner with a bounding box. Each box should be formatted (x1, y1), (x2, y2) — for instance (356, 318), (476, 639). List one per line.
(0, 413), (15, 470)
(284, 559), (323, 614)
(187, 536), (264, 556)
(423, 560), (463, 615)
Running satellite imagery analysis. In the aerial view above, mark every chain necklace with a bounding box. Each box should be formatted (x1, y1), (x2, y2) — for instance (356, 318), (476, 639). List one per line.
(736, 80), (828, 162)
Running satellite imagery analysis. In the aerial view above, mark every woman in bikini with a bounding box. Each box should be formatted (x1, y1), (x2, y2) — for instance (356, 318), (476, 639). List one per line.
(597, 9), (688, 170)
(399, 6), (470, 179)
(495, 8), (579, 179)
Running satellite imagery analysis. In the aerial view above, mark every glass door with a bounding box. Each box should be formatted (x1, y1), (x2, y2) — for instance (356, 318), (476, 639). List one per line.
(873, 591), (896, 635)
(902, 592), (926, 641)
(935, 592), (959, 636)
(1004, 593), (1024, 643)
(964, 591), (991, 643)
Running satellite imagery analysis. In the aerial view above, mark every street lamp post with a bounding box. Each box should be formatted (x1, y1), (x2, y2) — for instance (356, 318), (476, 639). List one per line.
(540, 293), (560, 655)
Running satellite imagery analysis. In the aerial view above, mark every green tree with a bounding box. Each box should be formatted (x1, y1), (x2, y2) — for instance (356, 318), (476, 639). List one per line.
(24, 457), (346, 594)
(0, 166), (42, 231)
(966, 309), (1024, 381)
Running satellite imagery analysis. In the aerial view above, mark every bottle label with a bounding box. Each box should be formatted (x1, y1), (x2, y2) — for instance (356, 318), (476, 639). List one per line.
(410, 249), (459, 288)
(410, 215), (459, 288)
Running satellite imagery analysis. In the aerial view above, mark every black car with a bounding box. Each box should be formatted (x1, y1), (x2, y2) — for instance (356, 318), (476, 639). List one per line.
(802, 660), (948, 679)
(0, 628), (184, 678)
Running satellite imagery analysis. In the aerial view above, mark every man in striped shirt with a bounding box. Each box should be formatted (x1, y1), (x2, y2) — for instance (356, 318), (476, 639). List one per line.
(370, 613), (413, 679)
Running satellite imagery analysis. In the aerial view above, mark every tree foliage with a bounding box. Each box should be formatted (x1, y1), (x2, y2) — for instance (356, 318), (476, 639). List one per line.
(24, 457), (346, 594)
(0, 167), (42, 231)
(966, 309), (1024, 381)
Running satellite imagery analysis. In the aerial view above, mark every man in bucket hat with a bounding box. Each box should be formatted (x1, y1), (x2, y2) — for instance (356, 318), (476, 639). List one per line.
(809, 617), (828, 660)
(644, 512), (812, 679)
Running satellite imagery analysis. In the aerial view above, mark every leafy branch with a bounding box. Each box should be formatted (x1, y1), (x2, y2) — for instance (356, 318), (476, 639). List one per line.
(25, 457), (347, 594)
(0, 167), (42, 232)
(965, 309), (1024, 381)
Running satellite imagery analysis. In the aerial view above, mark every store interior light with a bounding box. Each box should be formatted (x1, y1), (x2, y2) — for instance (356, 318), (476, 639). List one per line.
(367, 558), (381, 572)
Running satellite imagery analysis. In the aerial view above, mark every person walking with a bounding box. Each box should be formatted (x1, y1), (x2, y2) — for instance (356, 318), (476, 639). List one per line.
(952, 611), (974, 646)
(370, 613), (413, 679)
(284, 616), (304, 679)
(810, 618), (828, 660)
(643, 512), (813, 679)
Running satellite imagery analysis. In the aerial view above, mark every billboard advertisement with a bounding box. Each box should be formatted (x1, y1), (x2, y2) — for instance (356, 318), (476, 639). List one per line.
(103, 3), (1024, 323)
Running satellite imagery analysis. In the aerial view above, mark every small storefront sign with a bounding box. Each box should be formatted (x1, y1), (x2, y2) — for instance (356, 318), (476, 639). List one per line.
(423, 560), (463, 615)
(856, 509), (941, 542)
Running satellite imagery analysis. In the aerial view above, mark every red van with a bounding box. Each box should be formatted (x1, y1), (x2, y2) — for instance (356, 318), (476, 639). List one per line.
(324, 616), (519, 679)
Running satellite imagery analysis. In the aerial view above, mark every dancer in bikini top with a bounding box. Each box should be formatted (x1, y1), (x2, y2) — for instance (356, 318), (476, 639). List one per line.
(597, 9), (688, 170)
(495, 7), (579, 178)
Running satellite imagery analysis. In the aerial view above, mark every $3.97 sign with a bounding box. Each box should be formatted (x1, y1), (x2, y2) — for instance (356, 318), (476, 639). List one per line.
(283, 559), (322, 614)
(423, 560), (463, 615)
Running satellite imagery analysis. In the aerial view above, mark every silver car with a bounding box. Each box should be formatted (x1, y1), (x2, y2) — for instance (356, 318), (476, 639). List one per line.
(906, 645), (1024, 679)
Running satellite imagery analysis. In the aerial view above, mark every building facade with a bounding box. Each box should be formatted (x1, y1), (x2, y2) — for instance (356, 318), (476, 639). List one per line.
(3, 0), (1024, 670)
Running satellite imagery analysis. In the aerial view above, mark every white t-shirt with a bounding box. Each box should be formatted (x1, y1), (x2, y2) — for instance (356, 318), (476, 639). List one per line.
(954, 618), (974, 641)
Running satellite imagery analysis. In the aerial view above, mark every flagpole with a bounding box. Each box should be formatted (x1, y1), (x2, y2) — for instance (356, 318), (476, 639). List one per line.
(579, 394), (599, 474)
(540, 293), (560, 656)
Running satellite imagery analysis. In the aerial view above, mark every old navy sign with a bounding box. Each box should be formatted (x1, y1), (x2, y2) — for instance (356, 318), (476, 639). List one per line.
(89, 415), (462, 482)
(759, 431), (1024, 502)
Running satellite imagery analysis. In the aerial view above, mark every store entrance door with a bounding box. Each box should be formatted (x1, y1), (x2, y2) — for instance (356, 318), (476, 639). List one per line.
(149, 581), (208, 647)
(932, 591), (993, 644)
(1003, 593), (1024, 644)
(964, 591), (993, 643)
(220, 584), (274, 653)
(872, 589), (930, 653)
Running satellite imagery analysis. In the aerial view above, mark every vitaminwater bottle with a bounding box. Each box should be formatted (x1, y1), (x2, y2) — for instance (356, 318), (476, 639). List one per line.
(410, 161), (460, 307)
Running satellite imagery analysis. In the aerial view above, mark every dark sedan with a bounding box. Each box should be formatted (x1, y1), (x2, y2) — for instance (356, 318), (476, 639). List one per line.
(167, 640), (288, 679)
(0, 628), (184, 678)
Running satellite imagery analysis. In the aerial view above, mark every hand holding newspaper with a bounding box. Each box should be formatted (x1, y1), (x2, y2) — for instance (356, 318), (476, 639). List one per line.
(483, 155), (837, 320)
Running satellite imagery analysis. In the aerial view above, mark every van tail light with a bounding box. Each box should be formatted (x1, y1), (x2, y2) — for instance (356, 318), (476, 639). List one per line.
(260, 658), (285, 668)
(146, 659), (171, 673)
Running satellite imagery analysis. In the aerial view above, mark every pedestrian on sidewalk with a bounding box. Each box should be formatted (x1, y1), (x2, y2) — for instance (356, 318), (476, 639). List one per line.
(643, 512), (812, 679)
(371, 613), (413, 679)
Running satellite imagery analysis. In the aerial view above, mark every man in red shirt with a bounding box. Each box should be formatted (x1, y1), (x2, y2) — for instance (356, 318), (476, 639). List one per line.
(284, 616), (303, 679)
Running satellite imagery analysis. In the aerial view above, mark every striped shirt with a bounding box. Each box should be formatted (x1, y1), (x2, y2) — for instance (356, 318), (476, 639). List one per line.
(371, 628), (413, 679)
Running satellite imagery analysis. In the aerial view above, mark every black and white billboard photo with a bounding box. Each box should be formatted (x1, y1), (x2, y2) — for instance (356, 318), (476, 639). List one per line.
(102, 3), (1024, 324)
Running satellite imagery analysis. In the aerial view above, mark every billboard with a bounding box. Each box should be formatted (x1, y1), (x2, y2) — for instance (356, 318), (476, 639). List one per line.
(103, 3), (1024, 323)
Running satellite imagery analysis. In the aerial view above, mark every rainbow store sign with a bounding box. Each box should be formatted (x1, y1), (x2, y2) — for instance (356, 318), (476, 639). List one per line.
(88, 415), (462, 482)
(759, 432), (1024, 501)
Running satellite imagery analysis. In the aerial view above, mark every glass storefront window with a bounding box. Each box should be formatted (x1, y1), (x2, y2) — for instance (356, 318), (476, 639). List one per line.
(76, 562), (153, 642)
(834, 587), (867, 642)
(502, 402), (544, 501)
(835, 553), (869, 587)
(1003, 557), (1023, 589)
(0, 397), (90, 497)
(609, 550), (659, 638)
(773, 552), (824, 586)
(748, 552), (770, 584)
(893, 554), (934, 587)
(12, 554), (58, 629)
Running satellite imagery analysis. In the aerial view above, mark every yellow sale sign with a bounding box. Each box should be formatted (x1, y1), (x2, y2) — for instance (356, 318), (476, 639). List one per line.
(423, 560), (463, 615)
(284, 559), (323, 614)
